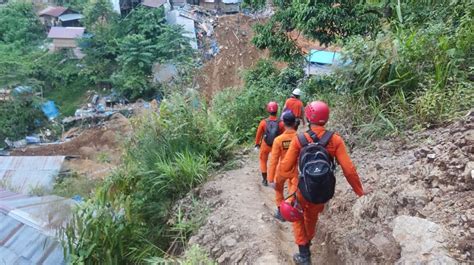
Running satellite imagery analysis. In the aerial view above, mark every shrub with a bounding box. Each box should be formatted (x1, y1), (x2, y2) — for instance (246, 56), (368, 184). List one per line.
(334, 10), (474, 136)
(212, 60), (304, 142)
(0, 95), (46, 147)
(63, 93), (236, 263)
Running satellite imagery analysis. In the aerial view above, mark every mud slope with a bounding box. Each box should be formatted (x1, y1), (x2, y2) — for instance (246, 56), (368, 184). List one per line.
(189, 112), (473, 264)
(188, 149), (295, 264)
(196, 15), (269, 99)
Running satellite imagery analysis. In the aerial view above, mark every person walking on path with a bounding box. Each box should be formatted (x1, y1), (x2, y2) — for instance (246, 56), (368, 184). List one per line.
(255, 101), (284, 186)
(283, 88), (306, 127)
(279, 101), (371, 265)
(268, 111), (299, 221)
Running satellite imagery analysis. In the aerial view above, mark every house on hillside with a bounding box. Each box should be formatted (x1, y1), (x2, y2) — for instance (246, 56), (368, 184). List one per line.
(166, 10), (198, 49)
(58, 13), (84, 27)
(38, 6), (75, 28)
(304, 49), (349, 76)
(47, 27), (85, 52)
(0, 189), (75, 264)
(219, 0), (240, 13)
(169, 0), (240, 13)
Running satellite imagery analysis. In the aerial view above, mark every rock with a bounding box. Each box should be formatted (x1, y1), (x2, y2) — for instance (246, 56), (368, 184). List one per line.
(375, 163), (383, 170)
(465, 130), (474, 143)
(222, 236), (237, 247)
(463, 161), (474, 182)
(217, 252), (231, 263)
(427, 153), (436, 162)
(392, 215), (456, 264)
(369, 233), (400, 261)
(414, 148), (430, 159)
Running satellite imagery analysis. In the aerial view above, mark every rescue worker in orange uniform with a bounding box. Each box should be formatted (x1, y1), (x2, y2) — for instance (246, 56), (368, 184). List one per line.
(255, 101), (285, 186)
(279, 101), (370, 265)
(283, 88), (306, 127)
(267, 111), (299, 221)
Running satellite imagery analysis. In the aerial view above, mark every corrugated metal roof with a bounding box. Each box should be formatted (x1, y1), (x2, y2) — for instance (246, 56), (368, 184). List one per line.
(0, 189), (74, 264)
(307, 50), (342, 65)
(142, 0), (166, 8)
(38, 6), (68, 17)
(47, 27), (85, 39)
(0, 156), (65, 194)
(221, 0), (240, 4)
(58, 13), (84, 22)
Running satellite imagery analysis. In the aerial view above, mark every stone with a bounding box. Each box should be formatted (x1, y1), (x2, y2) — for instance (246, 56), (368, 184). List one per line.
(463, 161), (474, 182)
(465, 130), (474, 143)
(222, 236), (237, 247)
(392, 215), (457, 264)
(217, 252), (231, 263)
(369, 233), (400, 260)
(427, 153), (436, 162)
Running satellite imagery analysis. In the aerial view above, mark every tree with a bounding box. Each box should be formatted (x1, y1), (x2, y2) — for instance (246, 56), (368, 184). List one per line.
(83, 0), (118, 30)
(252, 0), (381, 62)
(0, 2), (44, 46)
(0, 95), (46, 146)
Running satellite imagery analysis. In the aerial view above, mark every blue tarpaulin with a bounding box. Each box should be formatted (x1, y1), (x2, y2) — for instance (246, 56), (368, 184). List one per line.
(307, 50), (342, 65)
(41, 101), (59, 120)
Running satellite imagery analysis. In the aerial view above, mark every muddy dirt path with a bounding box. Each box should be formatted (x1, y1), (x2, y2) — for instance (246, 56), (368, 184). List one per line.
(188, 149), (335, 264)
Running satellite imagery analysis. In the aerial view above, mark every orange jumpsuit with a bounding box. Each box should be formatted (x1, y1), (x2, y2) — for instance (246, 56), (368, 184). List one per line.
(255, 116), (285, 174)
(284, 97), (305, 120)
(268, 129), (298, 206)
(279, 125), (365, 246)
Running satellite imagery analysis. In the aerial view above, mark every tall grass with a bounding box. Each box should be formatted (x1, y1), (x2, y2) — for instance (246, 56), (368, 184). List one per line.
(334, 6), (473, 136)
(62, 93), (236, 263)
(212, 60), (302, 142)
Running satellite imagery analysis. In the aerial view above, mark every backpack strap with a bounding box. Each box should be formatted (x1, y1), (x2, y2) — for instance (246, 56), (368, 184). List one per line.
(318, 131), (334, 147)
(297, 133), (309, 147)
(307, 129), (320, 143)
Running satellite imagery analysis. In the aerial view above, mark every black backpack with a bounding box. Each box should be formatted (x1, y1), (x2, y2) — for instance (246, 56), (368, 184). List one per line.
(263, 118), (280, 146)
(297, 130), (336, 204)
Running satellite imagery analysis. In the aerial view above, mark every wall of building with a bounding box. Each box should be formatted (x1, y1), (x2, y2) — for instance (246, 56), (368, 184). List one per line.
(53, 38), (77, 49)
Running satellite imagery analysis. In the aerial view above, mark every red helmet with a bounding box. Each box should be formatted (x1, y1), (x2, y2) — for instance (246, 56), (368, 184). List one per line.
(305, 101), (330, 125)
(266, 101), (278, 113)
(279, 200), (303, 222)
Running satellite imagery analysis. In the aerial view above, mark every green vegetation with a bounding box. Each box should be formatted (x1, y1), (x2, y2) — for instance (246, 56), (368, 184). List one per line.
(81, 1), (194, 100)
(251, 0), (474, 139)
(213, 60), (304, 142)
(63, 94), (236, 263)
(53, 173), (101, 198)
(252, 0), (381, 61)
(0, 0), (193, 143)
(147, 244), (216, 265)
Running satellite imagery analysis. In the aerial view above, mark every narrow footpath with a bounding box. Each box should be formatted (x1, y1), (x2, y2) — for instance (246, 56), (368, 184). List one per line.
(189, 113), (473, 264)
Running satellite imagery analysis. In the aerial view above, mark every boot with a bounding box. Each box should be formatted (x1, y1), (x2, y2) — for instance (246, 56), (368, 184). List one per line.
(261, 173), (268, 186)
(274, 207), (286, 222)
(293, 244), (311, 265)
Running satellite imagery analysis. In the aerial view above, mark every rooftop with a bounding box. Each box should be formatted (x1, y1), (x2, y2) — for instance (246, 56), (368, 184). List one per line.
(0, 189), (75, 264)
(47, 27), (85, 39)
(0, 156), (65, 194)
(142, 0), (167, 8)
(306, 50), (342, 65)
(58, 13), (84, 22)
(38, 6), (69, 18)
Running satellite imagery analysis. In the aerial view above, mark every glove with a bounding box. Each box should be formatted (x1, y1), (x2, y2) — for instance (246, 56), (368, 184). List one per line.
(268, 182), (276, 189)
(254, 144), (260, 152)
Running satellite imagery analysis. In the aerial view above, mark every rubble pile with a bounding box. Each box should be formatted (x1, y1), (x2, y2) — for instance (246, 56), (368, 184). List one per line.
(195, 14), (270, 98)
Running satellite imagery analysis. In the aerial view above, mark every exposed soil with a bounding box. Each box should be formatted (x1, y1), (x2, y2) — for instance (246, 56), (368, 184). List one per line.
(11, 113), (132, 179)
(188, 112), (473, 264)
(196, 15), (270, 99)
